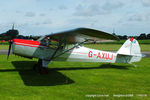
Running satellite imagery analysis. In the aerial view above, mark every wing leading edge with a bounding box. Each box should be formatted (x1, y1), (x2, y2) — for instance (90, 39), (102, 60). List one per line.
(46, 27), (119, 44)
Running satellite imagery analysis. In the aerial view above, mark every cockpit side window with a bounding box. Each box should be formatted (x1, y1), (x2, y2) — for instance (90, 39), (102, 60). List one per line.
(41, 36), (66, 50)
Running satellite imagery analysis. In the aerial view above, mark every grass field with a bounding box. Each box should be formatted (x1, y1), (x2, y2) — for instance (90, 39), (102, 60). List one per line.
(1, 44), (150, 51)
(84, 44), (150, 51)
(0, 55), (150, 100)
(99, 40), (150, 44)
(0, 45), (9, 50)
(1, 39), (150, 51)
(1, 40), (150, 45)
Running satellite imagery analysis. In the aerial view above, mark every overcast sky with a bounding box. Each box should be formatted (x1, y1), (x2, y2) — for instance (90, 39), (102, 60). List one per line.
(0, 0), (150, 36)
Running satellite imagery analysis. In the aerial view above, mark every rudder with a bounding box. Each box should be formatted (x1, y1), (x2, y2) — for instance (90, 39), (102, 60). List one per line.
(117, 37), (142, 63)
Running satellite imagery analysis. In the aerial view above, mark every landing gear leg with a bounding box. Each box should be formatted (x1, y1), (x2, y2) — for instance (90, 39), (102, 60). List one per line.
(33, 59), (48, 74)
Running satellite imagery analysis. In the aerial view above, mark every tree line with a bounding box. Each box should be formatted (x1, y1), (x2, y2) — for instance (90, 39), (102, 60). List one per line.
(0, 28), (150, 41)
(113, 33), (150, 40)
(0, 29), (39, 41)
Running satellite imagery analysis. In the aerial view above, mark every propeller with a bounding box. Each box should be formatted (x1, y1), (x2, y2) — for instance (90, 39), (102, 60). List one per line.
(7, 40), (13, 60)
(7, 24), (15, 60)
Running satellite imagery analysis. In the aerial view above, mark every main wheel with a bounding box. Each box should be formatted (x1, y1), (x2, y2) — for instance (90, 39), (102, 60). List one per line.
(33, 59), (48, 74)
(40, 67), (48, 74)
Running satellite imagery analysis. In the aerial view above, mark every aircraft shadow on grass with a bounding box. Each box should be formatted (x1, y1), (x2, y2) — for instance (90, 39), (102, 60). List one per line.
(0, 61), (130, 86)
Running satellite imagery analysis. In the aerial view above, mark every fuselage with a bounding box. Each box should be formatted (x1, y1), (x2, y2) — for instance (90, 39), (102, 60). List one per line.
(12, 39), (117, 63)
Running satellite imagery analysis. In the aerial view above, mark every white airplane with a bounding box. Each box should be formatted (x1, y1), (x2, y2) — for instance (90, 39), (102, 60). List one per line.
(8, 28), (142, 74)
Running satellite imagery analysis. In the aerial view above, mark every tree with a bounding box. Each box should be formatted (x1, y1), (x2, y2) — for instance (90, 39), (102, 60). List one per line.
(6, 29), (19, 39)
(0, 29), (19, 40)
(147, 33), (150, 39)
(137, 33), (147, 40)
(117, 35), (128, 40)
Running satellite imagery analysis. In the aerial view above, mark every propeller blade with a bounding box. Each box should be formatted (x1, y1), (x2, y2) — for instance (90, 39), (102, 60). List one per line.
(7, 40), (12, 60)
(12, 23), (14, 30)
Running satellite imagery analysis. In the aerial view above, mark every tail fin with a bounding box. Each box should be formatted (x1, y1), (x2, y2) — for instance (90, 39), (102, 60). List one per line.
(116, 37), (142, 63)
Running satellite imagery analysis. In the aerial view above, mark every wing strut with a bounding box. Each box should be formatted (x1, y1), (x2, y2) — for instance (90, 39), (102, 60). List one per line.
(53, 39), (91, 59)
(48, 42), (63, 61)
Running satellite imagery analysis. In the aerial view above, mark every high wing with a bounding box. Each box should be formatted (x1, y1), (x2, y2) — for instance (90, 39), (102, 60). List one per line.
(42, 27), (119, 44)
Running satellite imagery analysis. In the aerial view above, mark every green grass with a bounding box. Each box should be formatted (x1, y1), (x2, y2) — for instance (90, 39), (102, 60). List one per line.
(98, 40), (150, 44)
(0, 55), (150, 100)
(140, 45), (150, 51)
(0, 45), (9, 50)
(84, 44), (150, 51)
(84, 44), (121, 51)
(1, 44), (150, 51)
(0, 39), (150, 51)
(1, 40), (150, 45)
(138, 40), (150, 44)
(0, 41), (9, 45)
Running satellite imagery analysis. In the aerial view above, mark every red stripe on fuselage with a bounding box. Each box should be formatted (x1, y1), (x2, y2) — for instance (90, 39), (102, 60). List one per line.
(72, 52), (88, 55)
(13, 39), (40, 45)
(13, 39), (41, 48)
(14, 43), (39, 47)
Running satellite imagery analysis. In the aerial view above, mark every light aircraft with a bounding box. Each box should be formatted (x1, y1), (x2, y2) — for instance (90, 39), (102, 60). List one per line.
(7, 28), (142, 74)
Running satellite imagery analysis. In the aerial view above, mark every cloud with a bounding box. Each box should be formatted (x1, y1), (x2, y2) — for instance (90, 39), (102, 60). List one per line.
(74, 0), (124, 17)
(128, 13), (150, 22)
(102, 1), (124, 10)
(25, 12), (36, 17)
(34, 19), (52, 25)
(15, 10), (21, 14)
(39, 13), (45, 16)
(74, 4), (108, 17)
(129, 15), (146, 21)
(42, 20), (52, 25)
(142, 0), (150, 7)
(58, 5), (67, 10)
